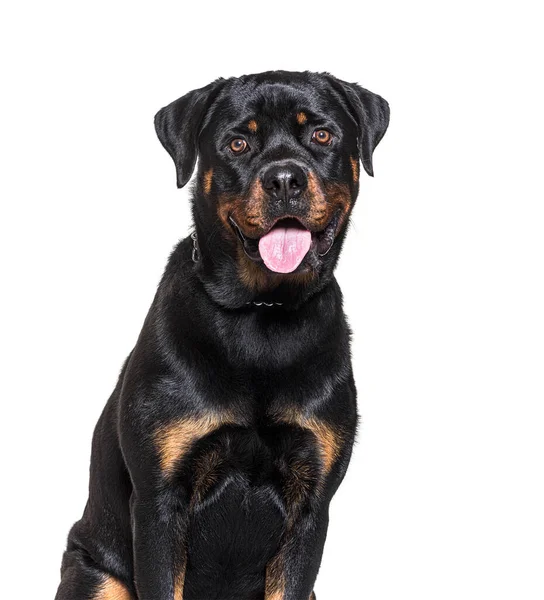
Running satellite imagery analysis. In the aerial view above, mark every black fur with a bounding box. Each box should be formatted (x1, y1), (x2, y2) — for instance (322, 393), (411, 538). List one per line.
(55, 71), (389, 600)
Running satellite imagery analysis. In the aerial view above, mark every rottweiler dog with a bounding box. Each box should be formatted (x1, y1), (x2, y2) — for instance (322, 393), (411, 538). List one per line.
(55, 71), (389, 600)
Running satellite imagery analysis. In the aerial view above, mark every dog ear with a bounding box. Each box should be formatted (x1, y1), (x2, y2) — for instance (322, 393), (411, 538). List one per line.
(336, 80), (390, 177)
(154, 79), (225, 188)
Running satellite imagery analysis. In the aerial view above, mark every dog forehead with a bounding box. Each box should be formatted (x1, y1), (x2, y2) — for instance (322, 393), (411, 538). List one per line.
(211, 74), (337, 124)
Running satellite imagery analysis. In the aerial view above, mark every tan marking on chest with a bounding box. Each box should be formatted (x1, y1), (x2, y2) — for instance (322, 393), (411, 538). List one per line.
(203, 169), (213, 195)
(307, 417), (342, 474)
(155, 413), (235, 476)
(248, 119), (258, 132)
(190, 447), (226, 508)
(94, 576), (132, 600)
(280, 410), (343, 475)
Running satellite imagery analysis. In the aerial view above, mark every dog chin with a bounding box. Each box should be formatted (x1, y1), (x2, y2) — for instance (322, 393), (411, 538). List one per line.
(229, 214), (339, 275)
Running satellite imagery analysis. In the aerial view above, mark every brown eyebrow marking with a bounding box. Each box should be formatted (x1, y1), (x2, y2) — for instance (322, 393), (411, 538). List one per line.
(350, 157), (359, 183)
(94, 575), (132, 600)
(155, 413), (236, 476)
(248, 119), (258, 132)
(203, 169), (213, 194)
(296, 112), (307, 125)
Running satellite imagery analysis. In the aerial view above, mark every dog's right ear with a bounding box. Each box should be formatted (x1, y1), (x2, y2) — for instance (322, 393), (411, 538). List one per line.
(154, 79), (225, 188)
(327, 75), (389, 177)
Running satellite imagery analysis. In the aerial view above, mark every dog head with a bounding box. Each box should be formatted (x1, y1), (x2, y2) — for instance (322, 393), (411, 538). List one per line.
(155, 71), (389, 295)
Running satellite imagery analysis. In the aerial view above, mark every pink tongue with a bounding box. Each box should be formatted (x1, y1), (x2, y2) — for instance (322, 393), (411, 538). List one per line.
(258, 225), (312, 273)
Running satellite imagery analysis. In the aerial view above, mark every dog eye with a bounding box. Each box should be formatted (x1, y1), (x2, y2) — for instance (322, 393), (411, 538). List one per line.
(229, 138), (248, 154)
(312, 129), (333, 146)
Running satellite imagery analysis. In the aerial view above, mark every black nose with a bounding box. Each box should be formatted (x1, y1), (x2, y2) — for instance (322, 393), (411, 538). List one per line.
(262, 163), (308, 203)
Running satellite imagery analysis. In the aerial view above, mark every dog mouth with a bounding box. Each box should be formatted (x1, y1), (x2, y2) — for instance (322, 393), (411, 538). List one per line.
(229, 214), (339, 273)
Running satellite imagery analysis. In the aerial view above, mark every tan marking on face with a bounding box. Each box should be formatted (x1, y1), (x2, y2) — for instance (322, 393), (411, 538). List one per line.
(248, 119), (258, 132)
(155, 413), (235, 476)
(350, 156), (359, 183)
(174, 556), (187, 600)
(203, 169), (213, 195)
(217, 182), (315, 293)
(94, 576), (132, 600)
(244, 180), (268, 231)
(217, 172), (352, 294)
(296, 112), (307, 125)
(237, 247), (314, 293)
(324, 181), (352, 231)
(306, 171), (329, 226)
(217, 180), (267, 237)
(237, 246), (271, 292)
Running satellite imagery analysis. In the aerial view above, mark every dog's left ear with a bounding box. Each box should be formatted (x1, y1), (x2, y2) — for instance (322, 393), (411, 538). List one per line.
(155, 78), (226, 188)
(335, 79), (390, 177)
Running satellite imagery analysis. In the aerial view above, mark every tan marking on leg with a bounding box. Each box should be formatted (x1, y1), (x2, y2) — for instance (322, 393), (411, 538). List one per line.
(203, 169), (213, 195)
(296, 112), (307, 125)
(155, 413), (235, 476)
(174, 556), (187, 600)
(248, 119), (258, 132)
(94, 575), (132, 600)
(265, 554), (287, 600)
(350, 156), (359, 183)
(310, 592), (316, 600)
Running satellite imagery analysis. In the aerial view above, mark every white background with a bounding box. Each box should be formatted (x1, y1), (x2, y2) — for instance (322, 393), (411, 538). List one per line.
(1, 1), (543, 598)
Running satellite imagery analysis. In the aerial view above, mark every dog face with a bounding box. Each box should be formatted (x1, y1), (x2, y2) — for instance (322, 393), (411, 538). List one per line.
(155, 71), (389, 290)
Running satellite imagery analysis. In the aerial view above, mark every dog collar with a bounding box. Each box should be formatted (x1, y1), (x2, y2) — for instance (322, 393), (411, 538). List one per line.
(248, 301), (283, 307)
(191, 231), (201, 263)
(191, 231), (283, 308)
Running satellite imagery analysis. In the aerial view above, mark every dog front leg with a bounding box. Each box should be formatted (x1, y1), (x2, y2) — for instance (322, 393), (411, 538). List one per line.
(131, 491), (188, 600)
(265, 505), (329, 600)
(120, 399), (191, 600)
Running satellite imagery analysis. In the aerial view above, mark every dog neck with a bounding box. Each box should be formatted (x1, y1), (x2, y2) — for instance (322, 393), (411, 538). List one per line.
(188, 228), (339, 312)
